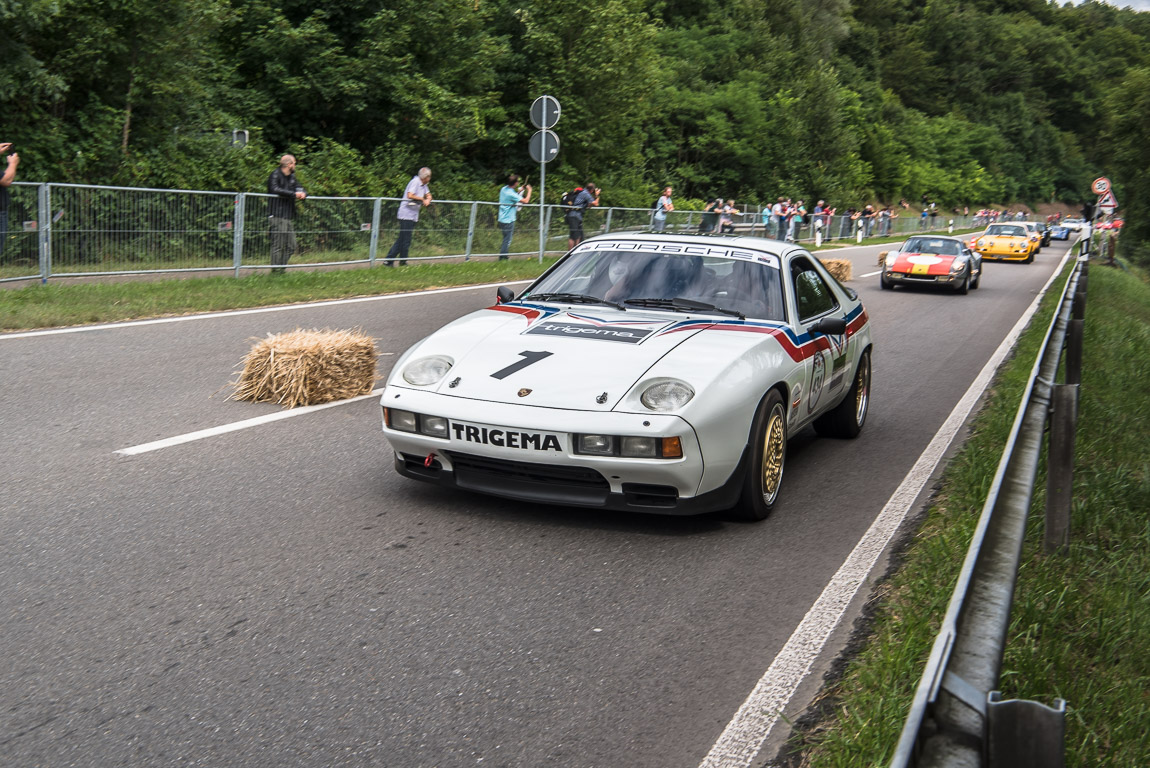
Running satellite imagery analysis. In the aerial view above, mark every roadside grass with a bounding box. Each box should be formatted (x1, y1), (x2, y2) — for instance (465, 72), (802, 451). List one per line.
(790, 257), (1150, 767)
(0, 258), (558, 331)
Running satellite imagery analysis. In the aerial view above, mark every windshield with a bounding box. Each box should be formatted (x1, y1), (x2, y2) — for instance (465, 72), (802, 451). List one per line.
(986, 225), (1026, 237)
(523, 245), (786, 321)
(903, 238), (960, 255)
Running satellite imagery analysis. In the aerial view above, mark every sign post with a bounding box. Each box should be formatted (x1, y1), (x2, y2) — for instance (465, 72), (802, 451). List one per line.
(529, 95), (561, 262)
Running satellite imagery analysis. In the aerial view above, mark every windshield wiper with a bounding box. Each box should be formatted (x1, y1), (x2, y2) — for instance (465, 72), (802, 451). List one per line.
(624, 297), (745, 319)
(528, 292), (626, 311)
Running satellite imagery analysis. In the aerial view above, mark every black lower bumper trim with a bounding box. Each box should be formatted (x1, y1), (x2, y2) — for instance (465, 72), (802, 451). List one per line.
(393, 450), (748, 516)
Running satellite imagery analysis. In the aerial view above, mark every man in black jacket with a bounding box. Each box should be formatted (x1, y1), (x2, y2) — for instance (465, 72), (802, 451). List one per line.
(267, 154), (306, 273)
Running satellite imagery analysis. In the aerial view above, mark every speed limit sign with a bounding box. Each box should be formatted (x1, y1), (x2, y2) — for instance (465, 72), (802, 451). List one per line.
(1092, 177), (1111, 195)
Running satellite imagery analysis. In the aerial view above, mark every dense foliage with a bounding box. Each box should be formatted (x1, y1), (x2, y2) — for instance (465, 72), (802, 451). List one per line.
(3, 0), (1150, 259)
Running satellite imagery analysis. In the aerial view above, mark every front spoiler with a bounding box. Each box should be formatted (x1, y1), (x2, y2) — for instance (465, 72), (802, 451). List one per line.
(392, 449), (748, 516)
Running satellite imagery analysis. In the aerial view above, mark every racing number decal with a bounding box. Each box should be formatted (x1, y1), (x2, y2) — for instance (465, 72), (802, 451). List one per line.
(807, 351), (827, 413)
(490, 350), (553, 380)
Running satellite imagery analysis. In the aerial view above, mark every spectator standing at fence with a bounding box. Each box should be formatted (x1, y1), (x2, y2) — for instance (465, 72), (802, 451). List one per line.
(699, 197), (722, 233)
(267, 154), (306, 274)
(653, 186), (674, 232)
(812, 200), (825, 239)
(719, 199), (738, 233)
(497, 174), (532, 259)
(787, 200), (806, 241)
(563, 183), (599, 249)
(861, 204), (876, 237)
(0, 142), (19, 262)
(839, 207), (855, 238)
(776, 198), (790, 240)
(386, 167), (432, 266)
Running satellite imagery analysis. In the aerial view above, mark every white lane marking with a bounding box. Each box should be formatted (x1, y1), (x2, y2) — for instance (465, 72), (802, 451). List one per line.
(699, 250), (1073, 768)
(1, 280), (535, 341)
(860, 269), (882, 278)
(116, 389), (384, 456)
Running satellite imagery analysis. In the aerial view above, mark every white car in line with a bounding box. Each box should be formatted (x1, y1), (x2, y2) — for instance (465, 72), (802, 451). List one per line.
(380, 232), (873, 519)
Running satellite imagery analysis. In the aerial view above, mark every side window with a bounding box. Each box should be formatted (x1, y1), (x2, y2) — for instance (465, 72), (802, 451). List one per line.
(790, 257), (838, 323)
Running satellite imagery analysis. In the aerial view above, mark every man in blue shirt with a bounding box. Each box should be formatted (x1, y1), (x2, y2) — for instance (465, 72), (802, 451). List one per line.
(497, 174), (532, 259)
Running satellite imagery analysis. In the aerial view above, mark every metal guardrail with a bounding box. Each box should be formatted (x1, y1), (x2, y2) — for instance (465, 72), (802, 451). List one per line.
(1, 180), (1019, 283)
(890, 238), (1091, 768)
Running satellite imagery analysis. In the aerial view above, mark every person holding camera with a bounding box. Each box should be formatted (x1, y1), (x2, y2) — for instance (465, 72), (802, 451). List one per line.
(386, 167), (433, 266)
(563, 182), (599, 249)
(497, 174), (532, 259)
(267, 154), (306, 274)
(0, 142), (20, 263)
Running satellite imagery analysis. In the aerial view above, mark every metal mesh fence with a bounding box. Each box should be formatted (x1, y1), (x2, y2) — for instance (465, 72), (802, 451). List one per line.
(1, 180), (1008, 284)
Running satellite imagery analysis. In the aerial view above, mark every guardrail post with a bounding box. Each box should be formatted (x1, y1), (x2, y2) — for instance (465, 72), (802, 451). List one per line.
(369, 198), (382, 265)
(987, 692), (1066, 768)
(464, 202), (478, 261)
(38, 183), (51, 283)
(1066, 319), (1084, 386)
(232, 193), (246, 277)
(1044, 384), (1078, 555)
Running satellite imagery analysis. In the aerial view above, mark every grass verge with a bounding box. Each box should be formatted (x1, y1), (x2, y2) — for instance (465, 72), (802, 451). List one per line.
(788, 257), (1150, 767)
(0, 258), (558, 331)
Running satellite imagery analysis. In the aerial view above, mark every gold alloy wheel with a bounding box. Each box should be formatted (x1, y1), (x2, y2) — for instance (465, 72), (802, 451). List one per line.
(854, 358), (871, 425)
(761, 404), (786, 503)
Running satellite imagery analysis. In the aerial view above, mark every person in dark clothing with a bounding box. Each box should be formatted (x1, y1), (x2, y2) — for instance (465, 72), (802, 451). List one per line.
(0, 142), (20, 263)
(267, 154), (306, 273)
(699, 198), (722, 233)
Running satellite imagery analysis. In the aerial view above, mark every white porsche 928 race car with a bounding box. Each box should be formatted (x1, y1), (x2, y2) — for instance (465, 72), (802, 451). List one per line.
(380, 233), (872, 519)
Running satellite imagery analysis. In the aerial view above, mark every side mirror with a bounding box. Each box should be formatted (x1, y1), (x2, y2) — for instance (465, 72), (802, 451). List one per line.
(811, 316), (847, 336)
(496, 286), (515, 304)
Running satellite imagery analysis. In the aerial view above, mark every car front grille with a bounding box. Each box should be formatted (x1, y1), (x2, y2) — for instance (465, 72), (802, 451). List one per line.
(445, 451), (610, 501)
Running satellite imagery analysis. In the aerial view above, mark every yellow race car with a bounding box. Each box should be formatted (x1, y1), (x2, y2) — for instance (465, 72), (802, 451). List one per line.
(970, 223), (1036, 263)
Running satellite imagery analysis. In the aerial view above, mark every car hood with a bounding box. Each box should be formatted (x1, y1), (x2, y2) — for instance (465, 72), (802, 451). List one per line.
(887, 251), (960, 275)
(392, 304), (717, 411)
(979, 234), (1027, 246)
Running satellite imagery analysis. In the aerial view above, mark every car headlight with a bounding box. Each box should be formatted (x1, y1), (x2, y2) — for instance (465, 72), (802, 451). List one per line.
(886, 255), (899, 268)
(977, 238), (987, 248)
(402, 355), (453, 386)
(640, 379), (695, 411)
(950, 259), (966, 273)
(577, 434), (616, 455)
(384, 408), (450, 438)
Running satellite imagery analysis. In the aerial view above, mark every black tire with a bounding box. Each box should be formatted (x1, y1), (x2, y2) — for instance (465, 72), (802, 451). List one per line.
(813, 349), (871, 439)
(971, 266), (981, 289)
(880, 273), (892, 290)
(955, 271), (969, 295)
(731, 389), (787, 521)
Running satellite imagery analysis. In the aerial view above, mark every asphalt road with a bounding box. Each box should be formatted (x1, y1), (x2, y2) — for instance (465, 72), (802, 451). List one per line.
(0, 238), (1071, 768)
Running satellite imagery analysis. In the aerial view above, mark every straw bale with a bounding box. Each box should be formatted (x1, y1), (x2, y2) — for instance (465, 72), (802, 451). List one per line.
(232, 328), (379, 408)
(820, 258), (853, 283)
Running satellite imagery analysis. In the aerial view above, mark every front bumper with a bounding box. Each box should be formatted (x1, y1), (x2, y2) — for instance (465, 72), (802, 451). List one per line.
(883, 269), (964, 286)
(976, 248), (1030, 261)
(380, 387), (743, 515)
